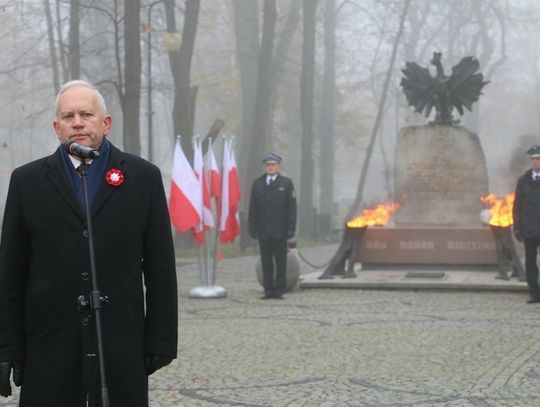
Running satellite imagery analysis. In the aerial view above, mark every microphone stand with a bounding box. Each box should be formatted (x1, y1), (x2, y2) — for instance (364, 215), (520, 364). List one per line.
(77, 159), (110, 407)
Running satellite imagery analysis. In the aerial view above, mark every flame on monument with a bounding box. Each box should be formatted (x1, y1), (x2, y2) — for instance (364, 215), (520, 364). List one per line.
(346, 202), (401, 228)
(480, 192), (514, 227)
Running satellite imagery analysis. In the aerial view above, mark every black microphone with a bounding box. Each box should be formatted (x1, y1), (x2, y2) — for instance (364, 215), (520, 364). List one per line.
(64, 141), (100, 159)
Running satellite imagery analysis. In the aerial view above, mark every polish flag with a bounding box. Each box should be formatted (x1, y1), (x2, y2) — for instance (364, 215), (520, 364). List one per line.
(207, 140), (221, 201)
(169, 138), (201, 233)
(219, 138), (241, 244)
(191, 138), (214, 244)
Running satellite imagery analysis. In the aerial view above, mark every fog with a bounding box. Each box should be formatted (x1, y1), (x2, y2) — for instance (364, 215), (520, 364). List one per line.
(0, 0), (539, 235)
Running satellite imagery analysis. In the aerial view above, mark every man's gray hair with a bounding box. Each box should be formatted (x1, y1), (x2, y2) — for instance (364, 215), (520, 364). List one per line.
(55, 80), (107, 116)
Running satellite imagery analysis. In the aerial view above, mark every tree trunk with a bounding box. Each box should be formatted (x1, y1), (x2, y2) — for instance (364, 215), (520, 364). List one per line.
(55, 0), (68, 83)
(232, 0), (259, 207)
(165, 0), (201, 163)
(318, 0), (335, 221)
(246, 0), (277, 185)
(266, 0), (302, 147)
(68, 0), (80, 80)
(299, 0), (317, 236)
(123, 0), (142, 155)
(44, 0), (60, 95)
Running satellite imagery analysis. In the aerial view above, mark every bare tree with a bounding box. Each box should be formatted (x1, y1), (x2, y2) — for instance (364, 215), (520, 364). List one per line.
(68, 0), (80, 79)
(165, 0), (201, 163)
(232, 0), (260, 204)
(44, 0), (60, 94)
(318, 0), (336, 226)
(122, 0), (142, 155)
(246, 0), (277, 185)
(349, 0), (411, 218)
(55, 0), (69, 82)
(266, 0), (302, 147)
(299, 0), (317, 236)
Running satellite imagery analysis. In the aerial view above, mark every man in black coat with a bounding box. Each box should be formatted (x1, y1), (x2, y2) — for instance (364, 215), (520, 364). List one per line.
(248, 153), (296, 299)
(513, 144), (540, 304)
(0, 80), (178, 406)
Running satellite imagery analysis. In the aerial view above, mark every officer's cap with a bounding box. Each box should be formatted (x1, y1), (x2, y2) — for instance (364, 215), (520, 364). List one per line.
(263, 153), (282, 164)
(527, 145), (540, 158)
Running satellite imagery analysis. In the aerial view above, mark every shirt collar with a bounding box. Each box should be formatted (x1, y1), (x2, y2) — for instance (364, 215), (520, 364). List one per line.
(68, 155), (93, 168)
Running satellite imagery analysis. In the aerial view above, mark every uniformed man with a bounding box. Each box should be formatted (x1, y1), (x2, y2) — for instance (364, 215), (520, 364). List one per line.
(513, 144), (540, 303)
(248, 153), (297, 299)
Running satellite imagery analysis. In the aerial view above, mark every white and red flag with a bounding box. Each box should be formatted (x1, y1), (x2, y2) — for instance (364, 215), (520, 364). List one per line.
(191, 137), (214, 244)
(169, 137), (201, 233)
(207, 140), (221, 201)
(219, 138), (241, 244)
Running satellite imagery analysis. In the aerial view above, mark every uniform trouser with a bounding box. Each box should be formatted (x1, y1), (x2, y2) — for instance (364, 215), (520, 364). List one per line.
(259, 239), (287, 296)
(524, 238), (540, 298)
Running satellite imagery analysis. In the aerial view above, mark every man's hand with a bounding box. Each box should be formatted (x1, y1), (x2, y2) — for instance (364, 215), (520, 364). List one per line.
(514, 229), (523, 242)
(0, 361), (23, 397)
(249, 224), (257, 239)
(144, 354), (173, 376)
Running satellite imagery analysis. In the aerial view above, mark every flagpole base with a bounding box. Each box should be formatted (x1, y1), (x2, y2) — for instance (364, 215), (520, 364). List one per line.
(189, 285), (227, 299)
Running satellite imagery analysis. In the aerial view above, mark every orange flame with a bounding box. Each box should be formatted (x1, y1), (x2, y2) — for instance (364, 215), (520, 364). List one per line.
(346, 202), (400, 228)
(480, 192), (515, 227)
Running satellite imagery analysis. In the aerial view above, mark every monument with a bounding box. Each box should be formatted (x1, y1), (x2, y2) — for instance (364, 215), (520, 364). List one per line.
(397, 52), (488, 224)
(319, 52), (523, 279)
(357, 52), (507, 270)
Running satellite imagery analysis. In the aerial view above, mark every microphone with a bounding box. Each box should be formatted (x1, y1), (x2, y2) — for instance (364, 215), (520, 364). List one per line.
(64, 141), (100, 159)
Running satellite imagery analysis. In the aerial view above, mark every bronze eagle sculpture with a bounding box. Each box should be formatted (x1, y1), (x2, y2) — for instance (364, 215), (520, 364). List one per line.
(400, 52), (488, 124)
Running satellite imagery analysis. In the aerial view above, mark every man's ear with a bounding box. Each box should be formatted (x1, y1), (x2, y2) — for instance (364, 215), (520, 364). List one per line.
(103, 115), (112, 135)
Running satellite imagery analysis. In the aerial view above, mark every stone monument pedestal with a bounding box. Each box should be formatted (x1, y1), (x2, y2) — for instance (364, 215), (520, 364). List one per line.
(395, 124), (488, 225)
(355, 124), (502, 271)
(356, 225), (497, 269)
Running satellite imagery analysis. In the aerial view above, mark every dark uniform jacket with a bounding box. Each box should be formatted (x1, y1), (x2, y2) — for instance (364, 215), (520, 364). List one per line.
(513, 169), (540, 239)
(248, 174), (296, 240)
(0, 142), (177, 406)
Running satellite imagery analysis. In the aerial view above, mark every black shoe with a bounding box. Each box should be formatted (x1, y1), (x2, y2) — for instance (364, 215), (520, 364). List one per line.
(526, 297), (540, 304)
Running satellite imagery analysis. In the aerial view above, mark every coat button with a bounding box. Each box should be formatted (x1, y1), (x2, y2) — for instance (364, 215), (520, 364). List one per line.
(81, 272), (90, 281)
(82, 230), (89, 238)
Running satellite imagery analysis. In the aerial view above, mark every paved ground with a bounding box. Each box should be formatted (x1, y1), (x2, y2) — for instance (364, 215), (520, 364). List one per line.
(2, 244), (540, 406)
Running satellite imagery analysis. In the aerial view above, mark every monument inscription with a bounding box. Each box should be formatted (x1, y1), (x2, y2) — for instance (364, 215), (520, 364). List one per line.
(394, 124), (488, 224)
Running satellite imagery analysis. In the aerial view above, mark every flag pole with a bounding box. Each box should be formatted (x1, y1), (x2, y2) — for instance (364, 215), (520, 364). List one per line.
(198, 135), (210, 287)
(194, 136), (206, 286)
(189, 135), (226, 298)
(212, 136), (228, 288)
(211, 136), (225, 286)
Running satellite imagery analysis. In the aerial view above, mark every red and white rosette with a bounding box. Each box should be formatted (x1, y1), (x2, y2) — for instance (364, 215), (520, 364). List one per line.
(105, 168), (125, 187)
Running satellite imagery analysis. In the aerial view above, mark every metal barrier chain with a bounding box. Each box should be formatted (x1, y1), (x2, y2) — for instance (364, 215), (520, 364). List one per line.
(295, 249), (331, 269)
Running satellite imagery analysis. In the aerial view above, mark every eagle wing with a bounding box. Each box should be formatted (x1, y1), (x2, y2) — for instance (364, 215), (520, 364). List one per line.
(400, 62), (439, 117)
(448, 56), (488, 115)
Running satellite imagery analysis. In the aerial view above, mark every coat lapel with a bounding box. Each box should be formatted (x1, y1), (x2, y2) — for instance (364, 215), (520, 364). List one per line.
(91, 144), (127, 217)
(45, 149), (85, 221)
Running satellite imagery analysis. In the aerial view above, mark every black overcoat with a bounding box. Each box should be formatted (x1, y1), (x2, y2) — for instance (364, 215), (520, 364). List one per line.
(248, 174), (296, 240)
(0, 143), (177, 406)
(513, 169), (540, 239)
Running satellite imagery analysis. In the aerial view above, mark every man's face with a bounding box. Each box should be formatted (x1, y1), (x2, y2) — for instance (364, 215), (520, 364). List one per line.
(264, 162), (280, 176)
(53, 86), (112, 150)
(531, 156), (540, 171)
